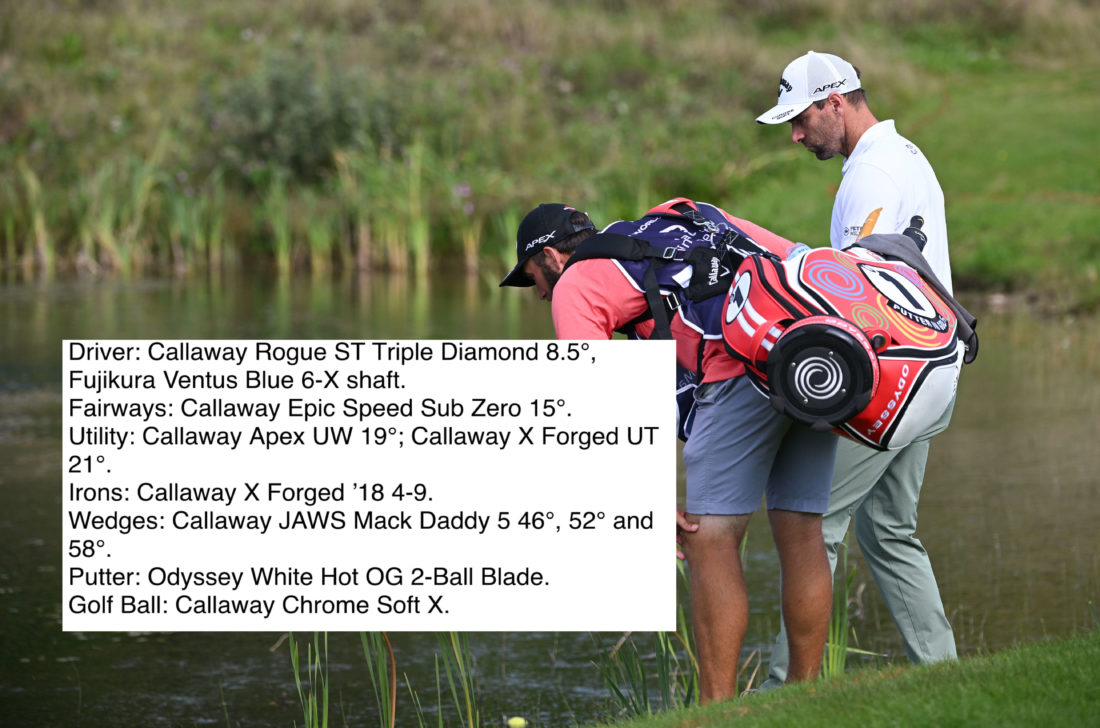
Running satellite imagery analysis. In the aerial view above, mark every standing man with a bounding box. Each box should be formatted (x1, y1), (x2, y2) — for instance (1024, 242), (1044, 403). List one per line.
(756, 51), (958, 684)
(501, 199), (838, 702)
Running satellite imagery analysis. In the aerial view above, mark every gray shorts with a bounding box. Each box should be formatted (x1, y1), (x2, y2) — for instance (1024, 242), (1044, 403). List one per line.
(682, 376), (837, 515)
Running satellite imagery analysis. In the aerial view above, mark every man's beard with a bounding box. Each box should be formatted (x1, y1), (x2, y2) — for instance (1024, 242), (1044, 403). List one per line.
(536, 257), (562, 292)
(806, 141), (839, 161)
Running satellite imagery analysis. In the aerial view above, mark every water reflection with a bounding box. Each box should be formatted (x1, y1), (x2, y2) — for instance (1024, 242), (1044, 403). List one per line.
(0, 272), (1097, 726)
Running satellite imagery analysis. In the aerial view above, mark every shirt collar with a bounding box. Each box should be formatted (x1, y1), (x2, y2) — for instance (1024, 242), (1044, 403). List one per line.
(842, 119), (896, 173)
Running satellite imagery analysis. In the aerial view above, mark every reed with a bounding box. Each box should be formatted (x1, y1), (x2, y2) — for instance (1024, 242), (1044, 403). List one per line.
(404, 664), (435, 728)
(116, 133), (169, 272)
(601, 564), (699, 717)
(332, 150), (365, 270)
(88, 163), (124, 272)
(200, 171), (228, 268)
(372, 146), (407, 272)
(600, 635), (654, 717)
(822, 539), (885, 679)
(218, 680), (231, 728)
(459, 216), (484, 275)
(435, 632), (480, 728)
(289, 632), (331, 728)
(0, 173), (18, 269)
(2, 212), (14, 269)
(487, 207), (523, 285)
(600, 629), (699, 718)
(2, 0), (1098, 294)
(405, 139), (431, 277)
(674, 559), (700, 695)
(302, 189), (337, 275)
(332, 147), (376, 270)
(823, 540), (856, 679)
(17, 159), (52, 272)
(360, 632), (398, 728)
(165, 188), (198, 274)
(262, 172), (294, 275)
(445, 174), (483, 274)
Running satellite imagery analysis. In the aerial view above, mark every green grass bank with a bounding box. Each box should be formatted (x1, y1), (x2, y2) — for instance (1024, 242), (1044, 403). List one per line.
(595, 630), (1100, 728)
(3, 1), (1099, 307)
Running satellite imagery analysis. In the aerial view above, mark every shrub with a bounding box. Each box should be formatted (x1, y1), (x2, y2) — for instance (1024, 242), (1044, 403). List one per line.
(199, 49), (383, 189)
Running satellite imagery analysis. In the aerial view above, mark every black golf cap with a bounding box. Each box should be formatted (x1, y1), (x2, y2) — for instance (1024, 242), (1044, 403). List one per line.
(499, 203), (595, 287)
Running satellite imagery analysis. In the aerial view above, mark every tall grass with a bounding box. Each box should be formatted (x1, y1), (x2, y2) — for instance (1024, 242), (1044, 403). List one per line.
(823, 540), (856, 679)
(435, 632), (480, 728)
(360, 632), (398, 728)
(5, 1), (1097, 291)
(289, 632), (331, 728)
(819, 539), (886, 680)
(262, 172), (294, 275)
(350, 632), (484, 728)
(303, 189), (338, 275)
(600, 630), (699, 718)
(600, 561), (699, 717)
(115, 133), (167, 271)
(17, 159), (51, 272)
(405, 139), (431, 278)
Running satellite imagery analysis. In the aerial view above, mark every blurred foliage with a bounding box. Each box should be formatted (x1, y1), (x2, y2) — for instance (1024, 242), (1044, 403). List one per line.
(198, 50), (396, 190)
(0, 0), (1097, 303)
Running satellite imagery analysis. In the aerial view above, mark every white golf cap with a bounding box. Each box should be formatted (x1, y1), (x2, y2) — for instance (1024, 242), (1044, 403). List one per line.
(756, 51), (861, 124)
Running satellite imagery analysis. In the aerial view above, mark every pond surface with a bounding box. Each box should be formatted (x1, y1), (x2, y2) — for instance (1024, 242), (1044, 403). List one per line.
(1, 272), (1097, 727)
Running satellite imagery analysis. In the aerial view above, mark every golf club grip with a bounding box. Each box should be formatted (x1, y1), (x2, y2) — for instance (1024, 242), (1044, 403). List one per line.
(903, 215), (928, 251)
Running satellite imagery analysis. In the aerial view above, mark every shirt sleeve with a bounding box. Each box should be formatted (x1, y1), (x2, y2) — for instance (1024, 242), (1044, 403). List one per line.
(550, 259), (649, 339)
(831, 163), (905, 249)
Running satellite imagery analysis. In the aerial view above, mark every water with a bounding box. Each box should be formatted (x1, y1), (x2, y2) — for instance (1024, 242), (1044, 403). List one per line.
(1, 272), (1098, 726)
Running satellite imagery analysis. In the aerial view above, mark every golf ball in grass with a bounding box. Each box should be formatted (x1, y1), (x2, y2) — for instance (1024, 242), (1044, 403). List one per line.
(506, 717), (528, 728)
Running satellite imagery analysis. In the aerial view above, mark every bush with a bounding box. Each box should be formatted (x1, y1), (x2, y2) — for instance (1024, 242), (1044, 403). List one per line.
(199, 50), (382, 189)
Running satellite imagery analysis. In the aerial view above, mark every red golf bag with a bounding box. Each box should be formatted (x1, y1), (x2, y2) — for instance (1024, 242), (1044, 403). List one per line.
(721, 246), (963, 450)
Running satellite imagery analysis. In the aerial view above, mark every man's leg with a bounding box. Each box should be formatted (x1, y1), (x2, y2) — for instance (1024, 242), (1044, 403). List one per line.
(769, 509), (831, 681)
(765, 438), (892, 686)
(680, 513), (751, 703)
(853, 437), (957, 664)
(681, 377), (787, 702)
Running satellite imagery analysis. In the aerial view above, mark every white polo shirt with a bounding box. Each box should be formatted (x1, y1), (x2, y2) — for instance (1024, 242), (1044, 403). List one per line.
(831, 120), (952, 293)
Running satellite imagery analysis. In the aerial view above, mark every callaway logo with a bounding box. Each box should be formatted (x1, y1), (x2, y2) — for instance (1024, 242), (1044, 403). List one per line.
(708, 257), (721, 286)
(779, 77), (793, 94)
(812, 78), (848, 94)
(774, 108), (795, 120)
(525, 231), (556, 251)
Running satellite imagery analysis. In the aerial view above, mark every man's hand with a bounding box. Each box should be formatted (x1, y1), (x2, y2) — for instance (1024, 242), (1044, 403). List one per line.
(676, 509), (699, 560)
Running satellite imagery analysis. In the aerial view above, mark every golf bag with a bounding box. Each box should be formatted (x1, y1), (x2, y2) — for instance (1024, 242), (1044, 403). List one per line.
(720, 243), (966, 450)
